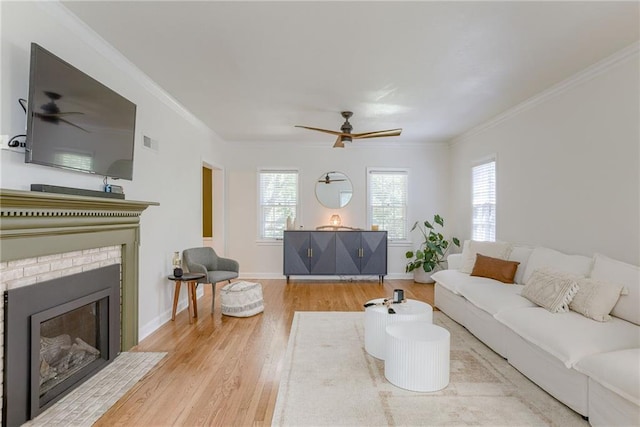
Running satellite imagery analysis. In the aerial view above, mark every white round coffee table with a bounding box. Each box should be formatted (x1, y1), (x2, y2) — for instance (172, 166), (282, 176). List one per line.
(364, 298), (433, 359)
(385, 321), (450, 392)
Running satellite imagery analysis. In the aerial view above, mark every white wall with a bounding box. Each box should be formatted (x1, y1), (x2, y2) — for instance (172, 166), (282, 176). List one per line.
(0, 2), (228, 339)
(224, 141), (451, 278)
(449, 47), (640, 265)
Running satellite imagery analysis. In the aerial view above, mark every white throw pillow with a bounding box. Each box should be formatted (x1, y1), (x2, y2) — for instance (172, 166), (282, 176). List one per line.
(521, 268), (580, 313)
(569, 278), (628, 322)
(522, 247), (593, 285)
(460, 240), (512, 274)
(508, 245), (534, 284)
(590, 253), (640, 325)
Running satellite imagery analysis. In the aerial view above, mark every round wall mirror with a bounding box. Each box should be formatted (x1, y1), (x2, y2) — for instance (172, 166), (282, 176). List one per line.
(315, 172), (353, 209)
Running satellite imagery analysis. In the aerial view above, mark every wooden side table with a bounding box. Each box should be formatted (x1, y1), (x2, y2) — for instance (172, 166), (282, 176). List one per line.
(168, 273), (206, 324)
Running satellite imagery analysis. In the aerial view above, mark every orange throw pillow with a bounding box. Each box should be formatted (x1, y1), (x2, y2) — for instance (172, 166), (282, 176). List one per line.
(470, 253), (520, 284)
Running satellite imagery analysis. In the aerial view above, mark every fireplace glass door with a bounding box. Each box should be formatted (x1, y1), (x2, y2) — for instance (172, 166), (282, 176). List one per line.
(38, 300), (103, 399)
(30, 288), (111, 413)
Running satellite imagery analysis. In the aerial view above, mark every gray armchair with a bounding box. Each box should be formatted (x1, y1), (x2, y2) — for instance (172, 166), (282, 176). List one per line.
(182, 247), (239, 313)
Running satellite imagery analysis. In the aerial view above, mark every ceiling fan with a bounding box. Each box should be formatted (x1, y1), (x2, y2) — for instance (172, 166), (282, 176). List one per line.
(295, 111), (401, 148)
(318, 172), (346, 184)
(35, 91), (89, 132)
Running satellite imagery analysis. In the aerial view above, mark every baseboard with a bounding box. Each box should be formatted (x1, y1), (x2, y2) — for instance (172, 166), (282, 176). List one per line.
(138, 288), (204, 341)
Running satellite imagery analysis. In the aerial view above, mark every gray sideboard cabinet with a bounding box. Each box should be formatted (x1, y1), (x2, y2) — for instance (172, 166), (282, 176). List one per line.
(283, 230), (387, 282)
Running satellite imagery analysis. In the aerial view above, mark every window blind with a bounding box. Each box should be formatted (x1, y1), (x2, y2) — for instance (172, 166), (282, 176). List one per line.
(368, 170), (408, 240)
(472, 160), (496, 241)
(259, 170), (298, 239)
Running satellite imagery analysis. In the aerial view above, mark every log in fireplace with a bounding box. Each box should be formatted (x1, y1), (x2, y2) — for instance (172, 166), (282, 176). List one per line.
(3, 265), (120, 427)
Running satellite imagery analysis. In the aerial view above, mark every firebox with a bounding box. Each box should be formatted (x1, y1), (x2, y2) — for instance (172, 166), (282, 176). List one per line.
(3, 264), (120, 427)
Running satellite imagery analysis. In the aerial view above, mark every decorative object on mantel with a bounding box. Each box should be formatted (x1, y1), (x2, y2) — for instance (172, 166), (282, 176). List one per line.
(329, 214), (341, 227)
(405, 214), (460, 283)
(172, 251), (183, 277)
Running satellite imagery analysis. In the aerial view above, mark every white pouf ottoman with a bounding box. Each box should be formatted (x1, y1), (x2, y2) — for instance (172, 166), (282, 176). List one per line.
(220, 281), (264, 317)
(385, 321), (450, 392)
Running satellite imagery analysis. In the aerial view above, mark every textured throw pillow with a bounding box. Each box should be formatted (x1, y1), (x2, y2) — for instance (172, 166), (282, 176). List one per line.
(569, 278), (628, 322)
(470, 253), (520, 284)
(521, 269), (580, 313)
(460, 240), (512, 273)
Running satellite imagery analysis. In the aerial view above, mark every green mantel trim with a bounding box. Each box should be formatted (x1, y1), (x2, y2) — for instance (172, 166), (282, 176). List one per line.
(0, 189), (159, 351)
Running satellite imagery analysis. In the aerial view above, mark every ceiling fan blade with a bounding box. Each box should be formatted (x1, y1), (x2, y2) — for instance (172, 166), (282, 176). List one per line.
(352, 128), (402, 139)
(333, 136), (345, 148)
(59, 117), (90, 133)
(295, 125), (343, 136)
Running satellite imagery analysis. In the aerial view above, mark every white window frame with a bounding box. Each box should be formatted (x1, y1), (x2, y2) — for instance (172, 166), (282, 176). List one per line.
(366, 167), (409, 242)
(471, 156), (497, 242)
(257, 168), (299, 243)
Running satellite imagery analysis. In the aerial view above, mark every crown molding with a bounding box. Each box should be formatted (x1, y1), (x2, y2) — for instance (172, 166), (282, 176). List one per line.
(37, 1), (220, 140)
(451, 41), (640, 146)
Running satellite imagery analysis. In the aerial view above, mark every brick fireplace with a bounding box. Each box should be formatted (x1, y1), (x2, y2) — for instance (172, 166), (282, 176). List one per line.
(0, 189), (156, 426)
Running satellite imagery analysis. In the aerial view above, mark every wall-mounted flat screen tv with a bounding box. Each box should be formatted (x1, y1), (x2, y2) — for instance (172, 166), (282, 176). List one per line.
(25, 43), (136, 180)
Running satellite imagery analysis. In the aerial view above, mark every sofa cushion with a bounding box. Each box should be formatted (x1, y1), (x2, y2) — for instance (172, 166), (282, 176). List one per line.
(495, 308), (640, 368)
(460, 240), (512, 273)
(574, 348), (640, 406)
(457, 281), (536, 315)
(521, 269), (580, 313)
(470, 253), (520, 284)
(590, 253), (640, 326)
(446, 253), (463, 270)
(569, 278), (628, 322)
(522, 247), (593, 285)
(508, 246), (533, 284)
(431, 269), (494, 295)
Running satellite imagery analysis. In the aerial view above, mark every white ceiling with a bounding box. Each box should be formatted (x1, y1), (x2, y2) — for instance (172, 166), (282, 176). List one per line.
(61, 1), (639, 145)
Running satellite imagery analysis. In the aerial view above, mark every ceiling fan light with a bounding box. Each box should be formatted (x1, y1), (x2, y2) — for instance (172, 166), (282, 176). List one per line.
(342, 136), (352, 143)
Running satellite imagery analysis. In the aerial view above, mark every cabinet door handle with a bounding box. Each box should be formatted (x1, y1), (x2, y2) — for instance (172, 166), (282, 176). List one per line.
(309, 248), (313, 258)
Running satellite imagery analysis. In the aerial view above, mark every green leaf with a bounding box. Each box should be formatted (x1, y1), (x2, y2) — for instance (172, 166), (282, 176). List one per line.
(410, 221), (419, 232)
(405, 250), (414, 259)
(434, 214), (444, 227)
(452, 237), (461, 246)
(424, 220), (433, 229)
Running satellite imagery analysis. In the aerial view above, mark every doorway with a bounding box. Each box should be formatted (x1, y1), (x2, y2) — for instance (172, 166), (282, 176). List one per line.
(202, 162), (225, 254)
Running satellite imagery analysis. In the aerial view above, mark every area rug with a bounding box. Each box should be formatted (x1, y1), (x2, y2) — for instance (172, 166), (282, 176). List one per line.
(272, 312), (588, 426)
(26, 351), (167, 426)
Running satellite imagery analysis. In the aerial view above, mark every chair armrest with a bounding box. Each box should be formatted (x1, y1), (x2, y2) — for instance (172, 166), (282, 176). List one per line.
(185, 261), (208, 282)
(217, 257), (239, 273)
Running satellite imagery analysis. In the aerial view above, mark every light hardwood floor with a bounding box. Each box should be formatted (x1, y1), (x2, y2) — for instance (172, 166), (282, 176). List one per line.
(96, 279), (435, 426)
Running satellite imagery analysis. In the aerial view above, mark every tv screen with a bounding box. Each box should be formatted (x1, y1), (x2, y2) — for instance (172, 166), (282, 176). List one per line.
(25, 43), (136, 180)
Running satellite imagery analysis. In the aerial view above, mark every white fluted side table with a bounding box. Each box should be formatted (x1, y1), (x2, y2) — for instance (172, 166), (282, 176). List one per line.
(385, 321), (450, 392)
(364, 299), (433, 360)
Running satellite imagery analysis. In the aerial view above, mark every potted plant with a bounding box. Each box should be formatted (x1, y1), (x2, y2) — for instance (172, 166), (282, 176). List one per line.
(405, 214), (460, 283)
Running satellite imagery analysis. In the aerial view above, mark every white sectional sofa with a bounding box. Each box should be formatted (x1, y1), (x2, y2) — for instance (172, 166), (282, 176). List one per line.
(432, 244), (640, 426)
